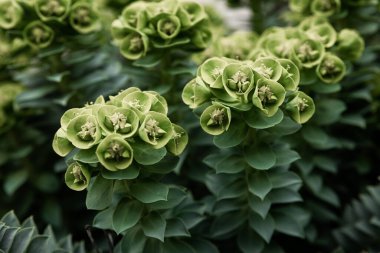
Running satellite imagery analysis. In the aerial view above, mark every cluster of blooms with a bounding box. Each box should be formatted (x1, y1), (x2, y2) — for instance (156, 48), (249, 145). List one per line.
(111, 0), (212, 60)
(250, 16), (364, 84)
(289, 0), (341, 17)
(52, 88), (188, 190)
(0, 83), (23, 130)
(0, 0), (101, 50)
(182, 56), (315, 135)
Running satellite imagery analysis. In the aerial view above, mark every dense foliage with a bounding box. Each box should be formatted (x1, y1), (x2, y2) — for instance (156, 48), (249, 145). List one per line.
(1, 0), (379, 252)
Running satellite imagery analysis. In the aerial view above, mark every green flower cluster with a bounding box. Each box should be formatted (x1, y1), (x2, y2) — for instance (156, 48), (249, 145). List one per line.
(289, 0), (341, 17)
(52, 88), (188, 191)
(250, 16), (363, 84)
(0, 83), (23, 130)
(183, 56), (315, 134)
(111, 0), (212, 60)
(0, 0), (101, 50)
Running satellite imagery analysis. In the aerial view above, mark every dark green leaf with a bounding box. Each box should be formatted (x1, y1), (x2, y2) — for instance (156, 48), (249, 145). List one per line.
(130, 181), (169, 203)
(244, 109), (284, 129)
(144, 155), (180, 174)
(26, 235), (49, 253)
(165, 219), (190, 238)
(248, 171), (272, 200)
(133, 142), (167, 165)
(113, 199), (144, 234)
(210, 211), (246, 238)
(249, 212), (275, 243)
(188, 239), (219, 253)
(248, 194), (271, 219)
(237, 226), (265, 253)
(162, 239), (195, 253)
(93, 206), (115, 230)
(141, 212), (166, 242)
(8, 227), (35, 253)
(215, 155), (246, 174)
(4, 170), (29, 196)
(101, 164), (140, 180)
(268, 188), (302, 204)
(147, 187), (187, 210)
(244, 144), (276, 170)
(213, 120), (247, 148)
(73, 148), (99, 164)
(86, 176), (114, 210)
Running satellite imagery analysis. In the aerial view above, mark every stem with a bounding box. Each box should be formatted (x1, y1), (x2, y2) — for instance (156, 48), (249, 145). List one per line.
(250, 0), (264, 34)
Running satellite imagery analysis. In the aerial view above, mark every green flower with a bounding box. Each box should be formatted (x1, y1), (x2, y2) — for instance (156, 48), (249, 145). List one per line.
(278, 59), (300, 91)
(222, 63), (255, 102)
(264, 37), (299, 59)
(35, 0), (71, 22)
(65, 162), (90, 191)
(146, 0), (179, 18)
(252, 78), (286, 117)
(66, 114), (101, 149)
(109, 87), (142, 107)
(289, 0), (311, 12)
(96, 133), (134, 171)
(60, 107), (92, 131)
(177, 0), (206, 29)
(200, 57), (228, 89)
(138, 111), (174, 149)
(292, 39), (325, 68)
(251, 57), (282, 81)
(311, 0), (341, 17)
(285, 91), (315, 124)
(305, 22), (337, 48)
(121, 90), (153, 118)
(121, 1), (148, 29)
(69, 1), (101, 34)
(200, 103), (231, 135)
(23, 21), (54, 48)
(145, 91), (169, 115)
(52, 128), (74, 157)
(166, 124), (188, 156)
(221, 31), (258, 60)
(190, 21), (212, 49)
(155, 13), (181, 40)
(316, 53), (346, 84)
(0, 0), (23, 29)
(336, 29), (365, 61)
(97, 105), (139, 138)
(182, 78), (211, 109)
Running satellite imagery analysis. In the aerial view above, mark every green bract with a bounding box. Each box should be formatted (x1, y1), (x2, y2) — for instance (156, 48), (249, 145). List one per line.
(52, 128), (74, 157)
(251, 57), (283, 81)
(311, 0), (341, 16)
(182, 78), (211, 108)
(96, 133), (134, 171)
(200, 103), (231, 135)
(67, 114), (102, 149)
(285, 91), (315, 124)
(304, 22), (337, 48)
(316, 53), (346, 84)
(145, 91), (168, 115)
(166, 124), (188, 155)
(177, 0), (206, 29)
(69, 1), (101, 34)
(200, 57), (228, 89)
(138, 111), (174, 149)
(278, 59), (300, 91)
(252, 78), (286, 117)
(122, 90), (153, 117)
(23, 21), (54, 48)
(97, 105), (139, 137)
(222, 63), (254, 102)
(336, 29), (365, 61)
(65, 162), (91, 191)
(120, 1), (148, 29)
(292, 39), (325, 68)
(35, 0), (71, 22)
(0, 0), (23, 29)
(155, 13), (181, 40)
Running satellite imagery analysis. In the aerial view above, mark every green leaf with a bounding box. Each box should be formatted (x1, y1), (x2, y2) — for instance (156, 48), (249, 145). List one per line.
(1, 211), (20, 227)
(113, 199), (144, 234)
(141, 212), (166, 242)
(273, 212), (305, 238)
(133, 52), (163, 68)
(218, 180), (246, 200)
(248, 171), (272, 200)
(213, 119), (247, 148)
(73, 148), (99, 164)
(0, 227), (19, 251)
(215, 155), (246, 174)
(301, 126), (329, 148)
(26, 235), (49, 253)
(117, 228), (146, 253)
(268, 171), (302, 189)
(312, 99), (346, 126)
(86, 176), (114, 210)
(130, 181), (169, 203)
(213, 198), (244, 215)
(339, 114), (366, 128)
(248, 195), (271, 219)
(210, 211), (246, 238)
(313, 155), (337, 173)
(268, 189), (302, 204)
(273, 147), (300, 167)
(93, 206), (115, 230)
(4, 170), (29, 196)
(244, 109), (284, 129)
(249, 212), (275, 243)
(101, 164), (140, 180)
(162, 239), (195, 253)
(165, 219), (190, 238)
(133, 141), (167, 165)
(317, 187), (340, 207)
(9, 227), (35, 253)
(147, 187), (187, 210)
(188, 239), (219, 253)
(144, 156), (180, 174)
(266, 116), (301, 136)
(143, 239), (163, 253)
(237, 226), (265, 253)
(244, 144), (276, 170)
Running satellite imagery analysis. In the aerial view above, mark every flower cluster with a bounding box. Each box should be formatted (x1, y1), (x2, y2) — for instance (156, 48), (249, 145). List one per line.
(0, 83), (23, 130)
(53, 88), (188, 190)
(111, 0), (212, 60)
(250, 16), (363, 84)
(183, 56), (315, 134)
(289, 0), (341, 17)
(0, 0), (101, 50)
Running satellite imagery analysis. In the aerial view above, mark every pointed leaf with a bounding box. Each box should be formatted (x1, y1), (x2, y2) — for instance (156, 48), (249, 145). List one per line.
(141, 212), (166, 242)
(113, 199), (144, 234)
(248, 171), (272, 200)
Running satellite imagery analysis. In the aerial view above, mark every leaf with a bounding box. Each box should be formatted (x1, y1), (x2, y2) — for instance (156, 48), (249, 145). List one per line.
(133, 52), (163, 68)
(141, 212), (166, 242)
(101, 164), (140, 180)
(213, 119), (247, 148)
(244, 109), (284, 129)
(4, 170), (29, 196)
(93, 206), (115, 230)
(268, 188), (302, 204)
(339, 114), (366, 128)
(133, 141), (167, 165)
(248, 195), (271, 219)
(1, 211), (20, 227)
(165, 219), (190, 238)
(86, 176), (114, 210)
(301, 126), (329, 148)
(313, 155), (337, 173)
(268, 171), (302, 189)
(73, 148), (99, 164)
(162, 239), (195, 253)
(130, 181), (169, 203)
(213, 198), (244, 215)
(117, 228), (146, 253)
(273, 212), (305, 238)
(0, 227), (19, 251)
(144, 156), (180, 174)
(317, 187), (340, 207)
(113, 200), (144, 234)
(249, 212), (275, 243)
(312, 99), (346, 126)
(210, 211), (246, 238)
(8, 227), (36, 253)
(218, 180), (246, 200)
(244, 144), (276, 170)
(273, 147), (300, 167)
(188, 239), (219, 253)
(266, 116), (301, 136)
(147, 187), (187, 210)
(215, 155), (246, 174)
(248, 171), (272, 200)
(237, 226), (265, 253)
(26, 235), (49, 253)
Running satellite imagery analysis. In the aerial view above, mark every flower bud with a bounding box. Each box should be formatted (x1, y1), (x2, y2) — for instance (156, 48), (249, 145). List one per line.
(336, 29), (365, 61)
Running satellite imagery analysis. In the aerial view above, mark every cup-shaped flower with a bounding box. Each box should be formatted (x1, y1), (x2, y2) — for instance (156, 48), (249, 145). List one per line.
(190, 22), (212, 49)
(96, 133), (134, 171)
(200, 103), (231, 135)
(222, 63), (254, 103)
(264, 37), (298, 59)
(146, 91), (169, 115)
(251, 57), (282, 81)
(97, 105), (139, 138)
(138, 111), (174, 149)
(311, 0), (340, 17)
(69, 1), (101, 34)
(66, 114), (101, 149)
(121, 1), (148, 29)
(252, 78), (285, 117)
(146, 0), (179, 18)
(182, 78), (211, 109)
(23, 21), (54, 48)
(336, 29), (365, 61)
(0, 0), (23, 29)
(155, 13), (181, 40)
(222, 31), (258, 60)
(316, 53), (346, 84)
(65, 162), (90, 191)
(122, 91), (153, 118)
(298, 16), (327, 32)
(200, 57), (228, 89)
(117, 27), (149, 60)
(278, 59), (300, 91)
(177, 1), (206, 29)
(285, 91), (315, 124)
(60, 108), (90, 131)
(166, 124), (188, 156)
(109, 87), (142, 107)
(305, 23), (336, 48)
(289, 0), (310, 12)
(52, 128), (74, 157)
(292, 39), (325, 68)
(35, 0), (71, 22)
